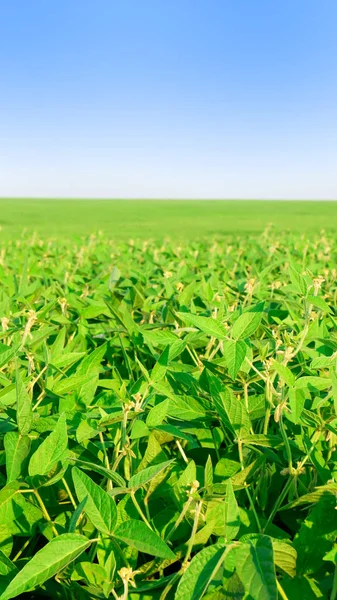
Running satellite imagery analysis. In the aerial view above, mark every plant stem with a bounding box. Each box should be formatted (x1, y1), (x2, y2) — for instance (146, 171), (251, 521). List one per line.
(165, 496), (194, 542)
(34, 489), (58, 537)
(99, 431), (112, 491)
(184, 500), (203, 564)
(176, 440), (189, 464)
(263, 477), (293, 534)
(159, 573), (180, 600)
(13, 538), (31, 561)
(277, 580), (289, 600)
(238, 440), (262, 532)
(62, 477), (77, 509)
(130, 491), (153, 530)
(279, 413), (293, 474)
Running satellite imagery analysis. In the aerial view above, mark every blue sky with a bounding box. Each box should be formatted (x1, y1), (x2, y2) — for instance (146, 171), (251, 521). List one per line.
(0, 0), (337, 199)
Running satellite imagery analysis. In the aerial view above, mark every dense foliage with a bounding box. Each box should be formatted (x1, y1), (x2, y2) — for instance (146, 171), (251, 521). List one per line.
(0, 229), (337, 599)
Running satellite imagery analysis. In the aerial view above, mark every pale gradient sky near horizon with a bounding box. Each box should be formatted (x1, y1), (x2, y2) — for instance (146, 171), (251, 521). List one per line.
(0, 1), (337, 199)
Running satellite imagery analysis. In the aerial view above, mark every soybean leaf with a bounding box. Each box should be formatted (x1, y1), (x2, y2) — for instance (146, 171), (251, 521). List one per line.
(16, 370), (32, 435)
(223, 340), (247, 379)
(114, 520), (175, 559)
(28, 413), (68, 477)
(146, 399), (170, 427)
(128, 460), (174, 490)
(231, 309), (262, 340)
(224, 480), (240, 542)
(0, 534), (91, 600)
(72, 467), (117, 535)
(235, 535), (277, 600)
(176, 312), (227, 339)
(174, 543), (227, 600)
(4, 432), (31, 482)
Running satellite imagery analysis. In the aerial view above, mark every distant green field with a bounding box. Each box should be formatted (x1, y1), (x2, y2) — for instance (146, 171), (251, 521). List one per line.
(1, 199), (337, 239)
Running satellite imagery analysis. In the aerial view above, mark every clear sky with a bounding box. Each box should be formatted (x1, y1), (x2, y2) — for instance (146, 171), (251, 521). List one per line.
(0, 0), (337, 199)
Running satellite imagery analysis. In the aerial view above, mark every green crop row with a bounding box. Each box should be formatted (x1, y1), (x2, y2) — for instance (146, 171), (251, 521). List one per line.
(0, 229), (336, 599)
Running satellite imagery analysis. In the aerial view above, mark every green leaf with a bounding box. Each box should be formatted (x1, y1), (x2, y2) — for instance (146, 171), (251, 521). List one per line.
(287, 387), (305, 424)
(236, 535), (277, 600)
(130, 420), (150, 439)
(174, 543), (227, 600)
(16, 370), (32, 435)
(69, 458), (125, 487)
(224, 480), (240, 542)
(272, 361), (295, 387)
(272, 540), (297, 578)
(223, 340), (247, 379)
(0, 534), (91, 600)
(4, 432), (31, 482)
(176, 312), (227, 339)
(295, 376), (331, 391)
(68, 497), (88, 533)
(240, 434), (283, 448)
(52, 374), (96, 396)
(307, 295), (332, 313)
(0, 346), (17, 370)
(128, 460), (174, 490)
(0, 549), (17, 577)
(214, 389), (251, 439)
(168, 396), (206, 421)
(231, 309), (262, 340)
(28, 413), (68, 477)
(114, 520), (175, 559)
(72, 467), (117, 535)
(294, 494), (337, 575)
(146, 399), (169, 427)
(289, 263), (308, 296)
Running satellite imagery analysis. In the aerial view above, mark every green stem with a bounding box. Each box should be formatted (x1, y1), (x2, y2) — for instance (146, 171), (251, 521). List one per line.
(263, 477), (293, 534)
(34, 489), (58, 537)
(130, 491), (153, 530)
(159, 573), (180, 600)
(62, 478), (77, 509)
(277, 580), (289, 600)
(279, 413), (293, 474)
(165, 496), (194, 542)
(238, 440), (262, 532)
(263, 406), (271, 435)
(184, 500), (203, 564)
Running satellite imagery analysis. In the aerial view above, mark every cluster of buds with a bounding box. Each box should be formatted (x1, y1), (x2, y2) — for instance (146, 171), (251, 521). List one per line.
(188, 480), (200, 498)
(80, 285), (90, 299)
(270, 280), (282, 291)
(276, 346), (294, 364)
(280, 462), (305, 477)
(117, 566), (141, 599)
(131, 392), (144, 413)
(312, 275), (325, 295)
(58, 297), (68, 316)
(245, 278), (256, 295)
(163, 270), (172, 279)
(1, 317), (9, 332)
(228, 301), (238, 313)
(269, 242), (280, 255)
(21, 310), (37, 346)
(27, 353), (35, 374)
(274, 400), (291, 423)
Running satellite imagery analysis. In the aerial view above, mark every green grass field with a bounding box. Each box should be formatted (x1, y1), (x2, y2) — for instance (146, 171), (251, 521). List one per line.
(1, 199), (337, 239)
(1, 199), (337, 599)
